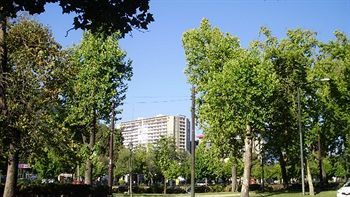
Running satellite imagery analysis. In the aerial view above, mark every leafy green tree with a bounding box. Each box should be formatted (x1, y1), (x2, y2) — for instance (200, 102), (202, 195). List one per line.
(142, 146), (162, 185)
(115, 148), (131, 179)
(196, 141), (236, 182)
(114, 146), (159, 185)
(132, 145), (165, 185)
(63, 31), (132, 185)
(257, 27), (331, 193)
(252, 162), (281, 184)
(154, 137), (186, 194)
(2, 19), (64, 194)
(183, 19), (277, 197)
(0, 1), (153, 195)
(313, 31), (350, 180)
(32, 146), (77, 180)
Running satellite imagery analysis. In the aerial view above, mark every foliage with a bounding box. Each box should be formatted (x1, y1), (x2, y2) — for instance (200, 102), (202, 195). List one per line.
(313, 31), (350, 178)
(251, 161), (281, 181)
(0, 0), (153, 36)
(65, 31), (132, 127)
(1, 1), (152, 194)
(114, 145), (165, 184)
(3, 18), (68, 172)
(183, 18), (277, 155)
(154, 137), (189, 180)
(62, 31), (132, 183)
(0, 183), (108, 197)
(196, 140), (241, 180)
(183, 19), (278, 197)
(115, 147), (131, 177)
(183, 19), (350, 186)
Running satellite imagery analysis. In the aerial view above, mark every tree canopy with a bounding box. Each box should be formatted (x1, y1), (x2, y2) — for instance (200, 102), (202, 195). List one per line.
(0, 0), (154, 36)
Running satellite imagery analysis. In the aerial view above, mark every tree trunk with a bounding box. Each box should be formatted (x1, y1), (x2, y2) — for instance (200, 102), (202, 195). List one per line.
(163, 177), (167, 194)
(3, 143), (19, 197)
(84, 158), (92, 184)
(2, 17), (19, 197)
(84, 112), (97, 185)
(232, 163), (238, 192)
(0, 14), (8, 116)
(279, 150), (289, 188)
(317, 132), (327, 188)
(241, 125), (253, 197)
(306, 159), (314, 196)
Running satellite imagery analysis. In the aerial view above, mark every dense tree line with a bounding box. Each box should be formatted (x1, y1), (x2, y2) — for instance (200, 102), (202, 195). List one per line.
(0, 17), (134, 194)
(0, 19), (190, 195)
(0, 1), (153, 196)
(1, 6), (349, 197)
(183, 19), (350, 197)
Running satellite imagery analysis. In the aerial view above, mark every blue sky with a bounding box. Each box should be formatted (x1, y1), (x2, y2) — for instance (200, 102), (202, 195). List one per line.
(36, 0), (350, 123)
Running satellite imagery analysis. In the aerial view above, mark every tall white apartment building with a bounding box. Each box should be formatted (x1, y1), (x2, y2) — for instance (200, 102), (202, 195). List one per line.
(120, 115), (190, 151)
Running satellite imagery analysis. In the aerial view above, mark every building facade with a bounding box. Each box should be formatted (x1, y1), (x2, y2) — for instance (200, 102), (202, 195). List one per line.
(120, 115), (190, 151)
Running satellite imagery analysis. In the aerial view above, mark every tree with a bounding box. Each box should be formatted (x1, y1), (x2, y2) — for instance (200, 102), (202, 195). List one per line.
(257, 27), (330, 193)
(64, 31), (132, 185)
(196, 140), (238, 184)
(182, 19), (243, 192)
(2, 18), (64, 195)
(183, 19), (278, 197)
(115, 148), (131, 179)
(0, 1), (153, 196)
(0, 0), (153, 37)
(313, 31), (350, 181)
(154, 137), (185, 194)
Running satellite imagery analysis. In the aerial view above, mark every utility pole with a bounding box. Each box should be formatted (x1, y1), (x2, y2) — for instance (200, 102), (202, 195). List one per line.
(261, 152), (264, 191)
(108, 102), (115, 192)
(191, 86), (196, 197)
(129, 142), (133, 197)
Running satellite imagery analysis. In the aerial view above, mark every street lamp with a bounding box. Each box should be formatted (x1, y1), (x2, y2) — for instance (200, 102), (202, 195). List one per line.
(297, 86), (305, 195)
(254, 136), (265, 191)
(298, 78), (330, 195)
(128, 142), (133, 197)
(108, 102), (115, 192)
(191, 86), (196, 197)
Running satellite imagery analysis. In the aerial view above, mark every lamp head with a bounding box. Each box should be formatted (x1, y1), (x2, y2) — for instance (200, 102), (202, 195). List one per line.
(319, 78), (330, 82)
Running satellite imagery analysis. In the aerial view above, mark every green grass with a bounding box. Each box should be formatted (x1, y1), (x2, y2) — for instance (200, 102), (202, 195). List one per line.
(114, 190), (336, 197)
(251, 190), (336, 197)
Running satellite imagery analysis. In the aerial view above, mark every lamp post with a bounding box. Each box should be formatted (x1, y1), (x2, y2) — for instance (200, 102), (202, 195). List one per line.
(297, 86), (305, 195)
(108, 102), (115, 192)
(128, 142), (133, 197)
(191, 86), (196, 197)
(297, 78), (330, 195)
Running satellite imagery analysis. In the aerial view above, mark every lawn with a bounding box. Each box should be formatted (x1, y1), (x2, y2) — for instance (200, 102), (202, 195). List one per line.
(114, 190), (336, 197)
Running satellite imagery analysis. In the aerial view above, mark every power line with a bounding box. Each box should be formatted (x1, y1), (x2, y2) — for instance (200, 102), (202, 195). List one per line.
(132, 96), (189, 99)
(124, 98), (190, 104)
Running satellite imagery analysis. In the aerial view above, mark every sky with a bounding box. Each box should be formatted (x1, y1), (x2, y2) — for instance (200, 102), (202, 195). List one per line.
(36, 0), (350, 124)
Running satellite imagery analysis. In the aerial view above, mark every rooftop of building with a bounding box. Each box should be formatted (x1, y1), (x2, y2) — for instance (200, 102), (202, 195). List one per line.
(120, 114), (187, 124)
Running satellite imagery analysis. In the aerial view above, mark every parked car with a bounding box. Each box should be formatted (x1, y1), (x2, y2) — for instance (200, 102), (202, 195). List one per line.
(337, 181), (350, 197)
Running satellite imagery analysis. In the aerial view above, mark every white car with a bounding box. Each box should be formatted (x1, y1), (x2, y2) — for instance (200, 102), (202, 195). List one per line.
(337, 181), (350, 197)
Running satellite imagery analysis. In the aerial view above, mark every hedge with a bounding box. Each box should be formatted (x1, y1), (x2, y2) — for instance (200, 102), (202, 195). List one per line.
(0, 183), (109, 197)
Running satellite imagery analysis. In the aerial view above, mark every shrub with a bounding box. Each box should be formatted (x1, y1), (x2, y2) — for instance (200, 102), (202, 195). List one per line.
(195, 185), (210, 193)
(209, 185), (225, 192)
(0, 183), (109, 197)
(167, 186), (185, 194)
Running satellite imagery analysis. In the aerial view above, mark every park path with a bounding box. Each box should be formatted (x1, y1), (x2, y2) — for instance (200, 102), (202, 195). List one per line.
(114, 192), (242, 197)
(196, 193), (241, 197)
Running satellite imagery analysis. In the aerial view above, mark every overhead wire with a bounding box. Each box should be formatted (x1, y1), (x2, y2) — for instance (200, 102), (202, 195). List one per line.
(124, 98), (190, 104)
